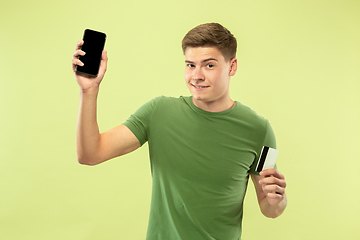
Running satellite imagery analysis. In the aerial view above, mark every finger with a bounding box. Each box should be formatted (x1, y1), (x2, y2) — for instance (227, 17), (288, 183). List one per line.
(260, 168), (285, 179)
(98, 49), (108, 73)
(260, 176), (287, 188)
(262, 184), (285, 195)
(72, 49), (86, 58)
(259, 174), (284, 184)
(102, 49), (108, 62)
(266, 192), (285, 203)
(75, 40), (84, 50)
(259, 168), (280, 177)
(72, 48), (85, 71)
(72, 58), (84, 69)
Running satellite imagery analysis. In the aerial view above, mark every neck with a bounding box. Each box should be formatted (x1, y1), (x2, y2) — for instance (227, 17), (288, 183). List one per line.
(192, 97), (235, 112)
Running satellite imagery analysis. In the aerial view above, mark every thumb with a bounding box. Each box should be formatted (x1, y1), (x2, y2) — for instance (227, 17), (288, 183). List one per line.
(102, 49), (108, 61)
(99, 49), (108, 74)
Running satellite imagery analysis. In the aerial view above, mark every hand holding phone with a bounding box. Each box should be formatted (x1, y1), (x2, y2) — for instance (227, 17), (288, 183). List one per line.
(72, 29), (107, 91)
(76, 29), (106, 77)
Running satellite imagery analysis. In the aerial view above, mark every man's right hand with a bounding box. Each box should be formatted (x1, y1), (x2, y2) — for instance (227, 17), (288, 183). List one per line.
(73, 40), (140, 166)
(72, 40), (108, 92)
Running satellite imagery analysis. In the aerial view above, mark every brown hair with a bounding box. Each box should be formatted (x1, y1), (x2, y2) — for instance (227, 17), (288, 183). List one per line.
(182, 23), (237, 61)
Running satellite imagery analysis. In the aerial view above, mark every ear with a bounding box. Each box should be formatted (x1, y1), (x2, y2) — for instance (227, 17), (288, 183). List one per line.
(229, 58), (238, 76)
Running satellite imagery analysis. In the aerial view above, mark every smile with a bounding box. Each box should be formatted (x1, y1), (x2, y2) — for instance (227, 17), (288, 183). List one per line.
(191, 84), (209, 89)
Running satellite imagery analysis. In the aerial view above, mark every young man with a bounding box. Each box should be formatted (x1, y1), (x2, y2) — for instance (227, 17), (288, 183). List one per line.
(72, 23), (287, 240)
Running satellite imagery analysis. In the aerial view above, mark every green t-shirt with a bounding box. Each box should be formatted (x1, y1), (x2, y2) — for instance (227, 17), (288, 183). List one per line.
(123, 96), (276, 240)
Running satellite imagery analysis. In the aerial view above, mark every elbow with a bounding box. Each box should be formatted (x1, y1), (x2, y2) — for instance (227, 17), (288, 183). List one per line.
(78, 159), (96, 166)
(77, 158), (93, 166)
(77, 155), (100, 166)
(76, 147), (102, 165)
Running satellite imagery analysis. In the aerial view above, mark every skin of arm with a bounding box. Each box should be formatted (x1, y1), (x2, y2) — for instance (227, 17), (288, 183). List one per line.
(250, 168), (287, 218)
(72, 41), (140, 166)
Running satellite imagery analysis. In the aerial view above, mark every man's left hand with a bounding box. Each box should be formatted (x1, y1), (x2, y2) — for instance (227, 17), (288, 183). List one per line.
(259, 168), (287, 206)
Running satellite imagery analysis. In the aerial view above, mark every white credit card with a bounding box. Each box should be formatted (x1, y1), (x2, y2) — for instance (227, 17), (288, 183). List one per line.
(255, 146), (279, 172)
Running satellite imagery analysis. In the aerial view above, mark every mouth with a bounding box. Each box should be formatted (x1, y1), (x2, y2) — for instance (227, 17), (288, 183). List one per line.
(191, 84), (209, 90)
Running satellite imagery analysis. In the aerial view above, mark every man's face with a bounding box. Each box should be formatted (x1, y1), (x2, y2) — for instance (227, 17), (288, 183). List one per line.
(184, 46), (237, 109)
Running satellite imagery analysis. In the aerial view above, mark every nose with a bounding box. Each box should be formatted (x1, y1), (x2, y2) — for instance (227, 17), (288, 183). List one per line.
(192, 67), (205, 81)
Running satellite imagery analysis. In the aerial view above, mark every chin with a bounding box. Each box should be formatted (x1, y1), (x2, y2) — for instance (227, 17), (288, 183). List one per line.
(193, 95), (210, 103)
(192, 93), (205, 100)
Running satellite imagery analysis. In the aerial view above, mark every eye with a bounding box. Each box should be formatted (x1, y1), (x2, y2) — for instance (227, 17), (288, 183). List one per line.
(187, 63), (195, 68)
(206, 63), (214, 69)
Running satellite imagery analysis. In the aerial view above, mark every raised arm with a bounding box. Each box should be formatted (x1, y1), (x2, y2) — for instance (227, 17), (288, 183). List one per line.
(72, 41), (140, 165)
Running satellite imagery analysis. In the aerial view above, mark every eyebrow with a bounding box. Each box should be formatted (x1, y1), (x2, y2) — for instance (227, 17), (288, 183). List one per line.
(185, 58), (218, 64)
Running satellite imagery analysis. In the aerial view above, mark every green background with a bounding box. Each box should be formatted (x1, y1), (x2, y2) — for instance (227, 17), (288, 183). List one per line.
(1, 0), (359, 239)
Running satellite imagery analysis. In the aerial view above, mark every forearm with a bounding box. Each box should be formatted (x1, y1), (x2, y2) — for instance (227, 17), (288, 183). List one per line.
(76, 87), (101, 165)
(259, 194), (287, 218)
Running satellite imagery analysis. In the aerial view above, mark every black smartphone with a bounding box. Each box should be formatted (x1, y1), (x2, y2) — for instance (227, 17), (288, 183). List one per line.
(76, 29), (106, 77)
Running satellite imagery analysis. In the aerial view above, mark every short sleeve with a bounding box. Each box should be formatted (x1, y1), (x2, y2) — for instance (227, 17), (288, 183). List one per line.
(249, 120), (277, 175)
(123, 97), (161, 146)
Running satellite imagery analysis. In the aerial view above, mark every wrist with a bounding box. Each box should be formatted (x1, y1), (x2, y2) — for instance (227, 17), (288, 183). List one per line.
(80, 84), (100, 95)
(260, 194), (287, 218)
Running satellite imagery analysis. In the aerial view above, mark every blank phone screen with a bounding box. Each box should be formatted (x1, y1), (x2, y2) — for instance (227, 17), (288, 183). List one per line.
(76, 29), (106, 76)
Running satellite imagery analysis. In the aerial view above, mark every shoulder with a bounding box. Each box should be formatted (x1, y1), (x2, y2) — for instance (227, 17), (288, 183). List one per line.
(148, 95), (190, 108)
(133, 96), (190, 117)
(235, 103), (277, 148)
(235, 102), (269, 126)
(136, 95), (174, 110)
(156, 95), (190, 102)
